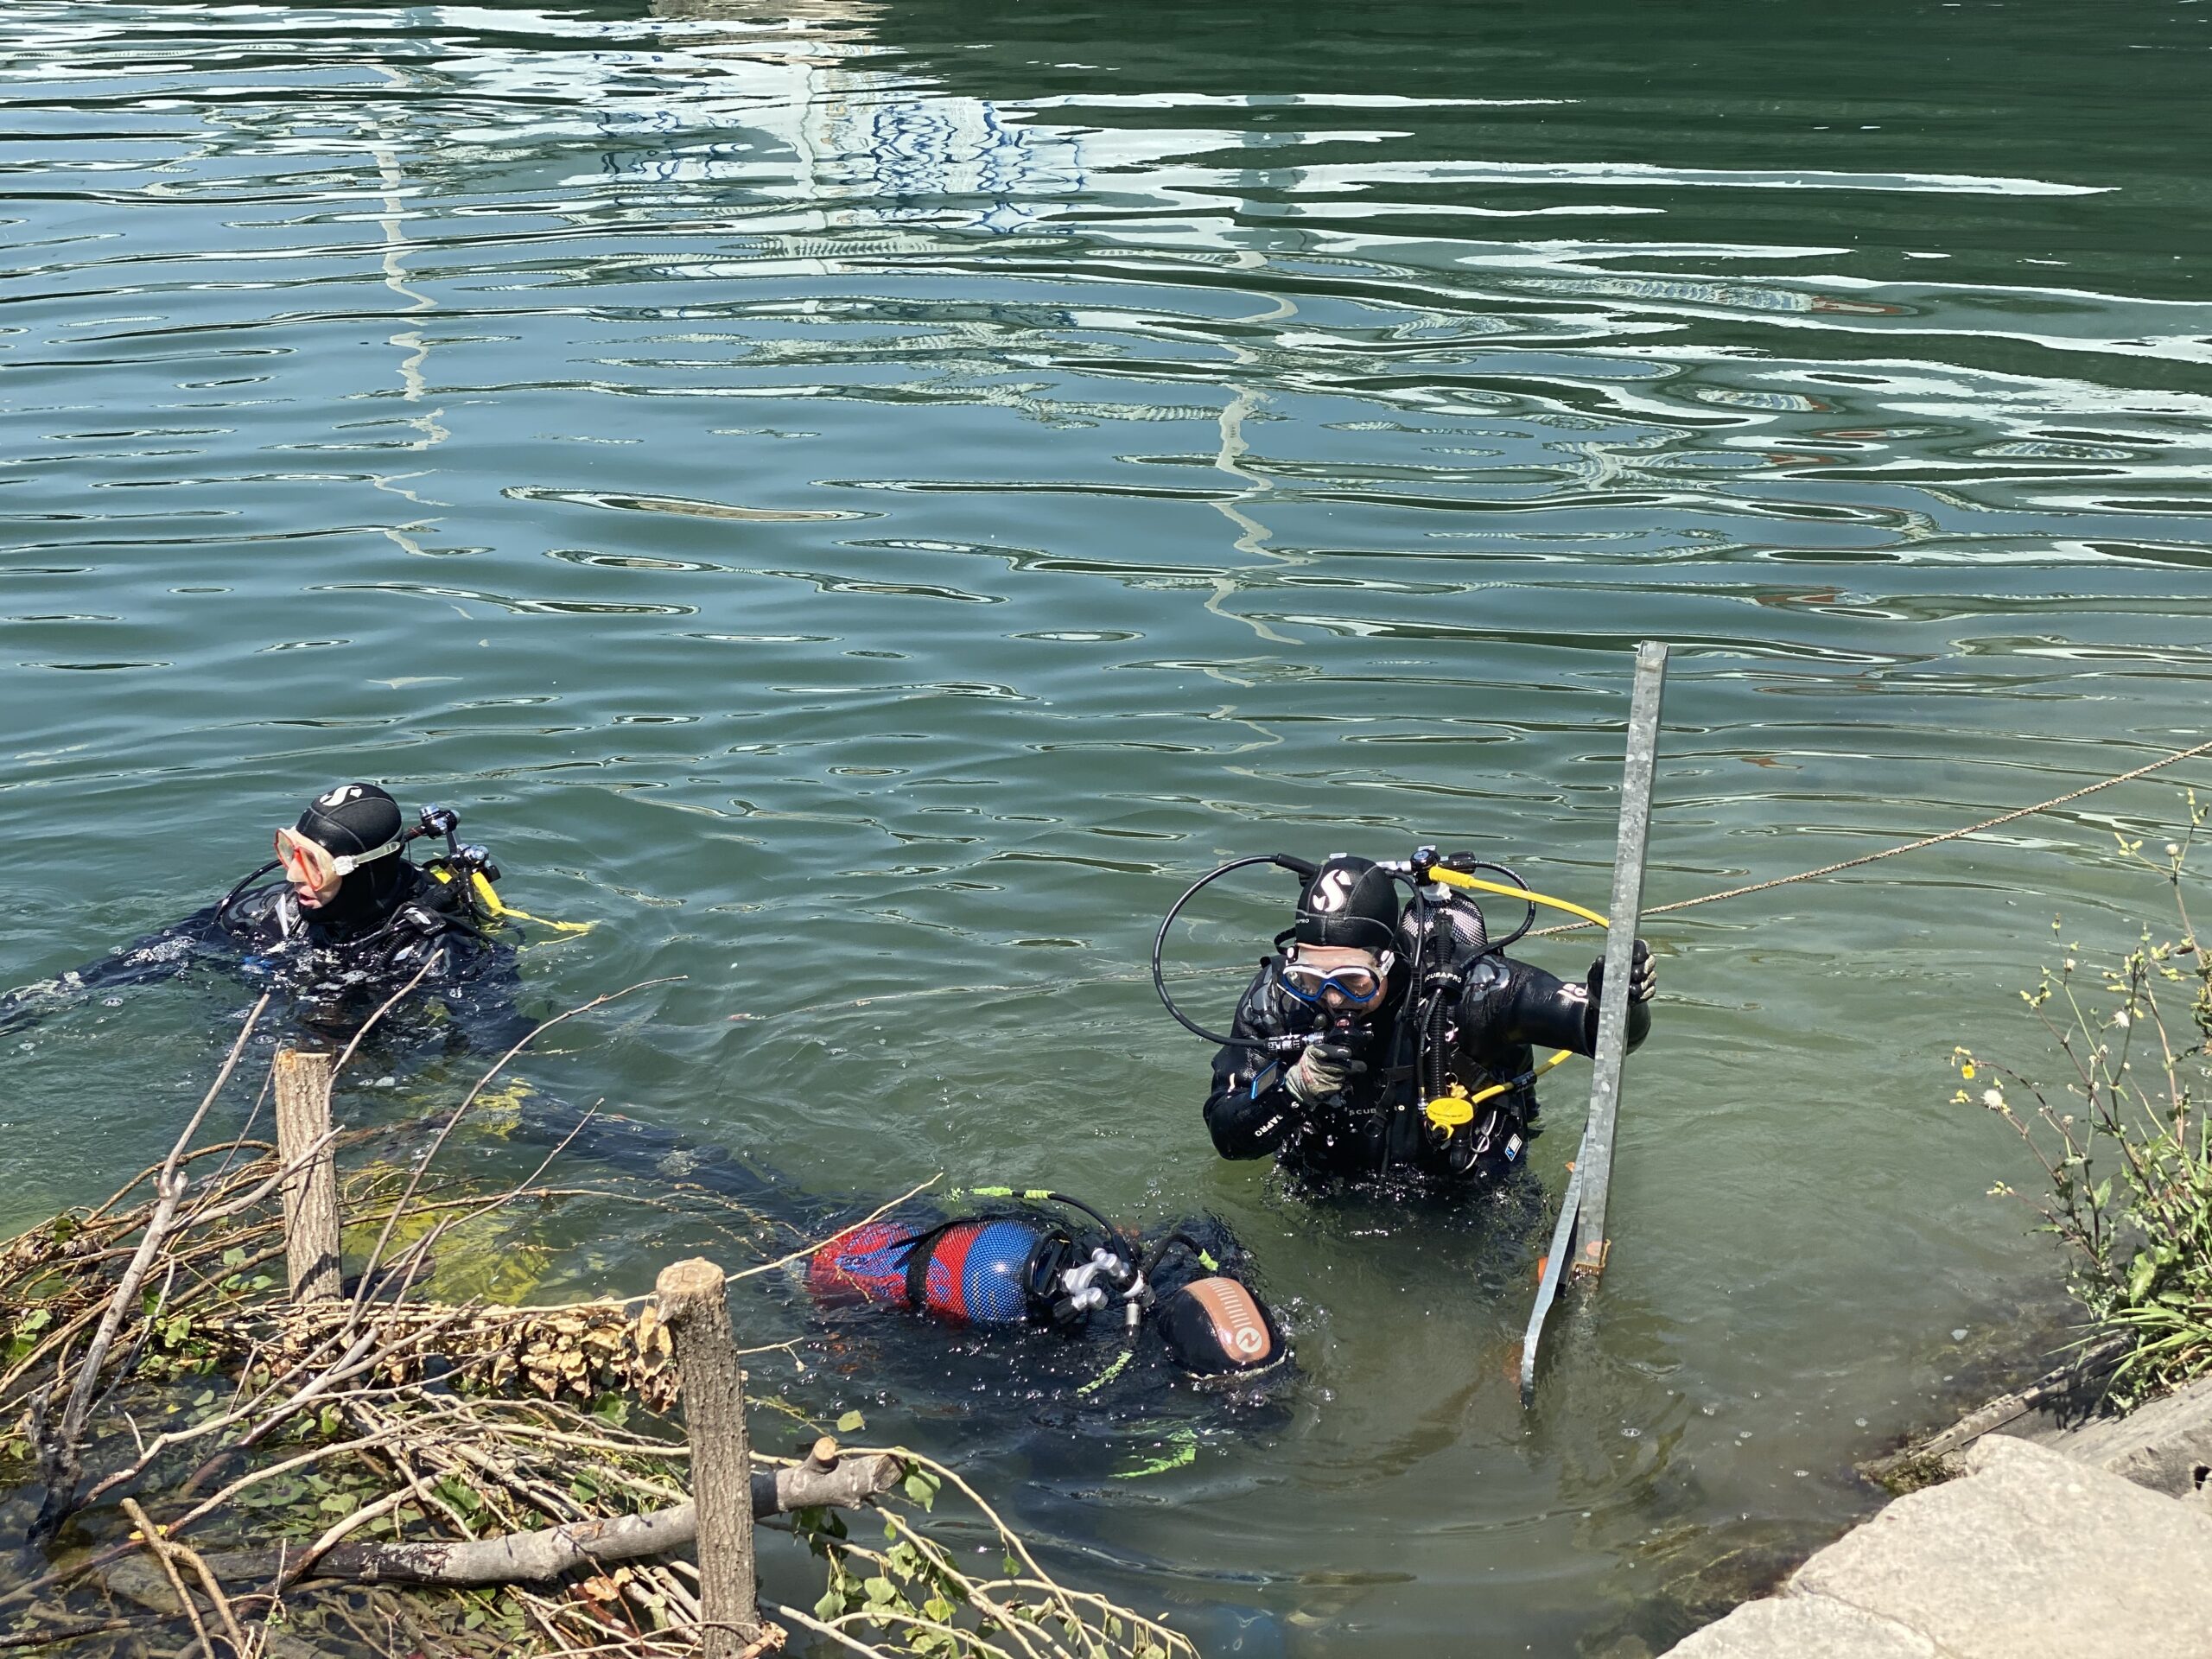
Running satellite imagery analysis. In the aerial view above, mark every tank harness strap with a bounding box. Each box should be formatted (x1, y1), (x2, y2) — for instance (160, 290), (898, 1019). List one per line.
(899, 1217), (968, 1312)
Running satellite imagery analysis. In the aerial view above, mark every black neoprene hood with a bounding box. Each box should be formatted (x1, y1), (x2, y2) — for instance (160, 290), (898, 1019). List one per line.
(294, 783), (403, 857)
(1290, 855), (1399, 953)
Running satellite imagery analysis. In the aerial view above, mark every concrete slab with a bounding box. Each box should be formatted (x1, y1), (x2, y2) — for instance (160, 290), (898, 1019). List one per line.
(1791, 1433), (2212, 1659)
(2046, 1373), (2212, 1498)
(1661, 1596), (1937, 1659)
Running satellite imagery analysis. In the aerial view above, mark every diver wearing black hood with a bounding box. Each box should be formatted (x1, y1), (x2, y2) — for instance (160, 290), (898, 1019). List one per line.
(1, 784), (539, 1047)
(1201, 853), (1656, 1191)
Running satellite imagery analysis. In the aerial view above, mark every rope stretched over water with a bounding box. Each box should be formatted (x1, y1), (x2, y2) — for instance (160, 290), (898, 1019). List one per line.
(763, 735), (2212, 1020)
(1532, 734), (2212, 937)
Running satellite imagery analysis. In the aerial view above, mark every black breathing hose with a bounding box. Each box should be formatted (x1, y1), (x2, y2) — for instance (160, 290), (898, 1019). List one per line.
(1151, 854), (1319, 1052)
(213, 861), (283, 936)
(1039, 1191), (1139, 1267)
(1139, 1230), (1217, 1281)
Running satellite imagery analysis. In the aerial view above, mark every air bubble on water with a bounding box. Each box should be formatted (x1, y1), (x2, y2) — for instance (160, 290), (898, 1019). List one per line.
(1951, 1328), (1968, 1341)
(1855, 1417), (1869, 1428)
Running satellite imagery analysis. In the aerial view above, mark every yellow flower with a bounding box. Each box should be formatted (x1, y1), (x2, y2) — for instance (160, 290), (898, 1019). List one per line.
(1961, 1062), (1975, 1079)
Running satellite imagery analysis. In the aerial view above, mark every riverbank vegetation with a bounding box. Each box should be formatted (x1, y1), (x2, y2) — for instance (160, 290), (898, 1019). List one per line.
(0, 999), (1190, 1659)
(1959, 793), (2212, 1405)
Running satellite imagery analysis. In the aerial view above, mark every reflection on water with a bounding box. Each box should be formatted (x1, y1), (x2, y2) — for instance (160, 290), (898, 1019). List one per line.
(3, 0), (2210, 1652)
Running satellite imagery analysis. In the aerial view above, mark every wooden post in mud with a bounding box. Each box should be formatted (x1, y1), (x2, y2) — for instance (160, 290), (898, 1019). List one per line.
(657, 1257), (766, 1656)
(272, 1047), (341, 1303)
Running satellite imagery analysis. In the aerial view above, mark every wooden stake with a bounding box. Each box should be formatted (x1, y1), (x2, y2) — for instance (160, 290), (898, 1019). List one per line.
(657, 1257), (766, 1656)
(273, 1047), (342, 1304)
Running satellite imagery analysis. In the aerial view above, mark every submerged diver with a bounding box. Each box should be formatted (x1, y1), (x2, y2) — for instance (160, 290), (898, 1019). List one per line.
(522, 1104), (1288, 1401)
(0, 783), (552, 1047)
(1184, 850), (1656, 1192)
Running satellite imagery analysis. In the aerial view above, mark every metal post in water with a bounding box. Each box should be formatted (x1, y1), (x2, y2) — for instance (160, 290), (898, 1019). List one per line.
(1570, 640), (1668, 1279)
(1520, 640), (1668, 1403)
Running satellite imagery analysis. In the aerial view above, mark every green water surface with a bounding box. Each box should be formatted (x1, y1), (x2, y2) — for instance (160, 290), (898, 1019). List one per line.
(5, 2), (2211, 1651)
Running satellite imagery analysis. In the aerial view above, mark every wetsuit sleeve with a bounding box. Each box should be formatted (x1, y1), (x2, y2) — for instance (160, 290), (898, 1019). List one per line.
(0, 903), (237, 1035)
(1201, 966), (1305, 1160)
(1453, 953), (1650, 1062)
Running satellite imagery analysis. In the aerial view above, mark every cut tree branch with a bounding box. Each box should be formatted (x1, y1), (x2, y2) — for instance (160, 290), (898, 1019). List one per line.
(195, 1452), (903, 1588)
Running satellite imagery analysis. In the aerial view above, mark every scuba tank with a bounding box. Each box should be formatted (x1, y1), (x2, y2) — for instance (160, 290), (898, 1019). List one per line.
(807, 1213), (1080, 1327)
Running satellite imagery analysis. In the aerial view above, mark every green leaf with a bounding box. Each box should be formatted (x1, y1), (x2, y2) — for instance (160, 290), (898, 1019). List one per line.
(902, 1468), (940, 1512)
(816, 1587), (846, 1622)
(836, 1409), (867, 1433)
(2129, 1253), (2159, 1301)
(864, 1575), (898, 1607)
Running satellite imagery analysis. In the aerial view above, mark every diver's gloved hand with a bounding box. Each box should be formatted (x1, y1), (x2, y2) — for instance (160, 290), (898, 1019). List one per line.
(1586, 938), (1656, 1005)
(1286, 1039), (1365, 1105)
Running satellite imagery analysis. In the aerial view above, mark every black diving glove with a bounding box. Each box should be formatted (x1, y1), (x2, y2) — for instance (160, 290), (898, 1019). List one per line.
(1585, 938), (1656, 1006)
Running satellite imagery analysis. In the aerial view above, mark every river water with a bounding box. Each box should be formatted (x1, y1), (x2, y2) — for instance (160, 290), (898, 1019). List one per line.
(5, 2), (2210, 1652)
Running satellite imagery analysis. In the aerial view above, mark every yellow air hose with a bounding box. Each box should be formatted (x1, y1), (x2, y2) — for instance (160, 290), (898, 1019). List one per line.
(1421, 867), (1604, 1133)
(428, 866), (594, 935)
(469, 870), (593, 934)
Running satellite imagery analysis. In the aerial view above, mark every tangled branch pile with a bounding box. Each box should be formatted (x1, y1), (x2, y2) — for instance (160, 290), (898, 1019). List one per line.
(0, 996), (1196, 1659)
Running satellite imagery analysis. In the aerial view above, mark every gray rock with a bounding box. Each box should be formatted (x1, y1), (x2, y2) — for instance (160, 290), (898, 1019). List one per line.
(2044, 1373), (2212, 1498)
(1662, 1598), (1936, 1658)
(1789, 1433), (2212, 1659)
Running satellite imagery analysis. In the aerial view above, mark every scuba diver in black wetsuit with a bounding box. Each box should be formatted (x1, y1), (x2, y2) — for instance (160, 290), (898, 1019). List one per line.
(517, 1103), (1290, 1403)
(0, 783), (556, 1050)
(1164, 849), (1656, 1193)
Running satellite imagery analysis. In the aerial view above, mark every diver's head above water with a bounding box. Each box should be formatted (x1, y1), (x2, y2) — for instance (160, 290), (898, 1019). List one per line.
(1283, 854), (1401, 1015)
(276, 782), (408, 928)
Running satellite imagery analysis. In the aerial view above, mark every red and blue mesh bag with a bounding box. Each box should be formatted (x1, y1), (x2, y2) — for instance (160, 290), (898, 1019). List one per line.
(806, 1217), (1042, 1325)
